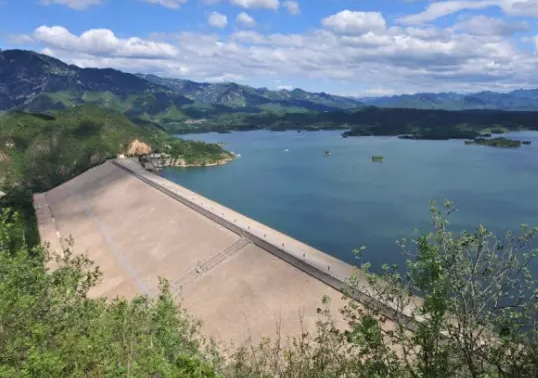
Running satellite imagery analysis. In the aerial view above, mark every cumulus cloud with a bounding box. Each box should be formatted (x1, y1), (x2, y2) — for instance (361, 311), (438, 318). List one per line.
(33, 26), (179, 59)
(229, 0), (279, 9)
(283, 1), (300, 15)
(142, 0), (188, 9)
(453, 15), (529, 36)
(236, 12), (256, 27)
(22, 16), (538, 94)
(322, 10), (386, 34)
(41, 0), (101, 10)
(208, 11), (228, 28)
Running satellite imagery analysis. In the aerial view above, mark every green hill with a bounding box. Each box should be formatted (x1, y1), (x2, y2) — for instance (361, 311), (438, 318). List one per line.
(0, 50), (364, 130)
(0, 105), (230, 192)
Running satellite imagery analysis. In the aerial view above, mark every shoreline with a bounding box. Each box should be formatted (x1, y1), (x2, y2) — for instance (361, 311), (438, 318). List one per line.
(162, 155), (235, 168)
(138, 153), (236, 172)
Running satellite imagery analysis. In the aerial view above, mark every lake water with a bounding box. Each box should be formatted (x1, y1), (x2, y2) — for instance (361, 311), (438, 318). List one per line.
(161, 130), (538, 273)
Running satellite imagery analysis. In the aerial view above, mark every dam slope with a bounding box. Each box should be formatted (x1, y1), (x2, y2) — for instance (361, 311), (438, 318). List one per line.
(34, 159), (354, 343)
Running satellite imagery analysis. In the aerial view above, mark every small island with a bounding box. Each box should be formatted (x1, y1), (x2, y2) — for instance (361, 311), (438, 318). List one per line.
(464, 137), (523, 148)
(371, 155), (384, 163)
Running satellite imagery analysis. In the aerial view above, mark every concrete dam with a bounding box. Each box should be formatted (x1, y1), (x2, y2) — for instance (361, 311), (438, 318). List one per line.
(33, 158), (409, 344)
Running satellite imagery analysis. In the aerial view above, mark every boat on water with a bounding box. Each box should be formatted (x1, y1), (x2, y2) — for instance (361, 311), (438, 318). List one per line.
(325, 151), (332, 156)
(284, 149), (290, 152)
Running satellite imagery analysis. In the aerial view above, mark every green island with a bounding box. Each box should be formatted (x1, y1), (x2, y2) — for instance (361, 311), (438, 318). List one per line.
(464, 136), (527, 148)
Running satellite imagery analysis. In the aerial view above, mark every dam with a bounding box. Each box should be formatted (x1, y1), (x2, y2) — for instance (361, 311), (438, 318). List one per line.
(33, 158), (410, 344)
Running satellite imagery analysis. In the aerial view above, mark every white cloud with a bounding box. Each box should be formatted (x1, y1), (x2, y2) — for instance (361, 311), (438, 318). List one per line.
(283, 1), (299, 15)
(208, 11), (228, 28)
(41, 0), (101, 10)
(399, 1), (497, 25)
(25, 21), (538, 95)
(501, 0), (538, 17)
(236, 12), (256, 27)
(453, 15), (529, 36)
(399, 0), (538, 25)
(3, 34), (34, 44)
(33, 26), (179, 58)
(142, 0), (188, 9)
(229, 0), (279, 9)
(322, 10), (386, 34)
(205, 72), (244, 82)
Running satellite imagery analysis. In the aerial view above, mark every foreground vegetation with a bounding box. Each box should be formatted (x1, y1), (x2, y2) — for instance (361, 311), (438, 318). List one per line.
(1, 201), (537, 377)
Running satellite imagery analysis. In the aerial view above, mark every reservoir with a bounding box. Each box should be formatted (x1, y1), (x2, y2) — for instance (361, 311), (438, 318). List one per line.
(162, 130), (538, 273)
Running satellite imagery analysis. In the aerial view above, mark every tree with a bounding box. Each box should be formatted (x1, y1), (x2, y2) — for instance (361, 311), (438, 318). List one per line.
(344, 201), (538, 378)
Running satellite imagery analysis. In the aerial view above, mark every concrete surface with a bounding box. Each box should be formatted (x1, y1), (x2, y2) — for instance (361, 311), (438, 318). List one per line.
(34, 158), (422, 344)
(34, 159), (353, 344)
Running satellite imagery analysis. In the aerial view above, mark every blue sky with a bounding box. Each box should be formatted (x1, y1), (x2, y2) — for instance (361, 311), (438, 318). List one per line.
(1, 0), (538, 95)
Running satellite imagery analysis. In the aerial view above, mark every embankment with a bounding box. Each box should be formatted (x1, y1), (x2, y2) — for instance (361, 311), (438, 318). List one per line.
(34, 158), (420, 344)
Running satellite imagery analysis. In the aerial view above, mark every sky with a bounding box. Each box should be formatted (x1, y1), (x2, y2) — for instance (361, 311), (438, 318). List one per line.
(1, 0), (538, 96)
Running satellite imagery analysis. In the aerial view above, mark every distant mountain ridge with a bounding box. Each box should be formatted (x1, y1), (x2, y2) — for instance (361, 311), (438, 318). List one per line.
(0, 49), (185, 109)
(360, 89), (538, 111)
(3, 48), (538, 134)
(135, 74), (363, 110)
(0, 49), (363, 121)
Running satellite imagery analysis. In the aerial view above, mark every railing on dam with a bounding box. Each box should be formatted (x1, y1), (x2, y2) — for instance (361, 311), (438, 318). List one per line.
(112, 158), (422, 332)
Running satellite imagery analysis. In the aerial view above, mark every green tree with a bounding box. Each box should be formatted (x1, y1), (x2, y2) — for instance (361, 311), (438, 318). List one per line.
(344, 201), (538, 378)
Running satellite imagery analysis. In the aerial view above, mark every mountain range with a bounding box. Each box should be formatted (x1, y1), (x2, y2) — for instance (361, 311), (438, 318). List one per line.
(135, 74), (362, 110)
(0, 49), (363, 123)
(359, 90), (538, 111)
(2, 49), (538, 132)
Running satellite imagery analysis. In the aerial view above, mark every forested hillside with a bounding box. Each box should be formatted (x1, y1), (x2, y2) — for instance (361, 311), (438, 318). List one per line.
(0, 49), (363, 128)
(0, 105), (231, 192)
(173, 106), (538, 138)
(4, 49), (538, 137)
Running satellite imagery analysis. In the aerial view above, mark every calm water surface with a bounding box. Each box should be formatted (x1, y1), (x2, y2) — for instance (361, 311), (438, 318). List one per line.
(161, 130), (538, 272)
